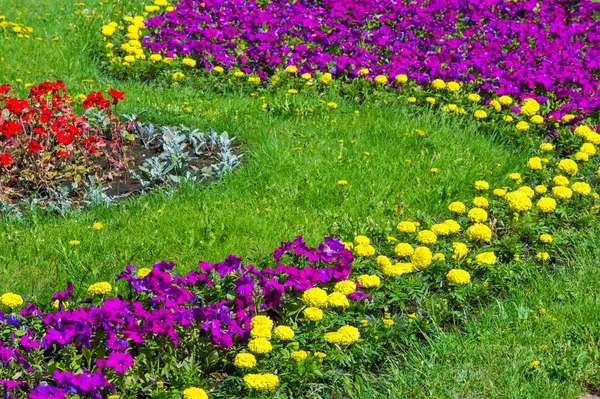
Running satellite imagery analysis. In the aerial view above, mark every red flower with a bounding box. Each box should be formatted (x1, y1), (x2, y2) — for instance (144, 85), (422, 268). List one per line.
(0, 153), (11, 166)
(109, 89), (125, 101)
(0, 120), (22, 136)
(55, 149), (72, 158)
(27, 140), (43, 153)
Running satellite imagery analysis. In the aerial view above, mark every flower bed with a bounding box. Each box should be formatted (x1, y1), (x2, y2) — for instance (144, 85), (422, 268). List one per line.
(100, 0), (600, 117)
(0, 115), (598, 397)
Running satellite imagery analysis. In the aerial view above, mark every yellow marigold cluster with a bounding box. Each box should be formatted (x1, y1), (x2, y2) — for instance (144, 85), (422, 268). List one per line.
(468, 208), (488, 223)
(353, 235), (370, 245)
(446, 269), (471, 285)
(137, 268), (152, 278)
(273, 326), (295, 341)
(452, 242), (469, 260)
(536, 252), (550, 261)
(527, 157), (543, 170)
(354, 243), (375, 257)
(234, 353), (257, 369)
(302, 287), (328, 308)
(468, 93), (481, 102)
(493, 188), (507, 197)
(303, 307), (324, 321)
(472, 197), (489, 209)
(243, 373), (279, 391)
(499, 95), (513, 105)
(250, 326), (272, 339)
(88, 282), (112, 296)
(395, 243), (414, 257)
(285, 65), (297, 73)
(474, 110), (488, 119)
(395, 74), (408, 83)
(553, 175), (570, 186)
(448, 201), (466, 214)
(411, 246), (433, 269)
(251, 315), (274, 330)
(334, 280), (356, 295)
(291, 350), (308, 361)
(489, 100), (501, 112)
(516, 121), (530, 131)
(540, 234), (553, 243)
(520, 98), (540, 116)
(383, 319), (395, 328)
(466, 224), (492, 242)
(535, 185), (547, 194)
(474, 180), (490, 190)
(183, 387), (208, 399)
(444, 219), (461, 234)
(517, 186), (535, 199)
(536, 197), (557, 213)
(382, 263), (415, 277)
(248, 338), (272, 354)
(0, 293), (23, 309)
(432, 79), (446, 89)
(324, 325), (360, 345)
(475, 252), (497, 265)
(540, 142), (555, 152)
(327, 292), (350, 308)
(572, 182), (592, 195)
(357, 274), (381, 288)
(505, 191), (532, 212)
(417, 230), (437, 245)
(374, 75), (388, 84)
(431, 223), (450, 236)
(552, 186), (573, 199)
(397, 221), (417, 233)
(557, 159), (578, 176)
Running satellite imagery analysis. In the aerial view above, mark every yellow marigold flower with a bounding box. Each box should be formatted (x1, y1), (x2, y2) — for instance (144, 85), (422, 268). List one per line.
(466, 224), (492, 242)
(552, 186), (573, 199)
(395, 74), (408, 83)
(574, 125), (593, 139)
(374, 75), (388, 84)
(530, 115), (544, 124)
(314, 351), (326, 359)
(337, 179), (348, 186)
(291, 350), (308, 361)
(108, 395), (119, 399)
(448, 201), (466, 214)
(474, 110), (487, 119)
(431, 223), (450, 236)
(137, 268), (152, 278)
(468, 208), (487, 223)
(425, 97), (436, 104)
(302, 287), (328, 308)
(320, 72), (333, 84)
(433, 253), (446, 261)
(382, 262), (414, 277)
(452, 242), (469, 260)
(273, 326), (294, 341)
(468, 93), (481, 102)
(561, 114), (575, 123)
(472, 196), (489, 209)
(250, 326), (272, 339)
(303, 307), (324, 321)
(172, 72), (185, 81)
(383, 319), (395, 328)
(447, 104), (458, 111)
(233, 71), (245, 77)
(53, 300), (69, 309)
(393, 243), (414, 259)
(516, 121), (530, 131)
(354, 243), (375, 257)
(407, 96), (417, 103)
(357, 68), (369, 76)
(234, 353), (257, 369)
(243, 373), (279, 391)
(183, 387), (208, 399)
(287, 89), (298, 94)
(182, 58), (196, 67)
(357, 274), (380, 288)
(285, 65), (297, 73)
(493, 188), (507, 197)
(248, 76), (261, 84)
(572, 182), (592, 195)
(534, 185), (547, 194)
(446, 269), (471, 285)
(327, 102), (338, 108)
(432, 79), (446, 89)
(300, 72), (312, 80)
(536, 252), (550, 261)
(503, 115), (514, 122)
(248, 337), (272, 354)
(327, 292), (350, 308)
(557, 159), (578, 176)
(499, 95), (513, 105)
(387, 236), (397, 243)
(527, 157), (543, 170)
(334, 280), (356, 295)
(101, 25), (116, 36)
(324, 325), (360, 345)
(530, 360), (541, 369)
(88, 282), (112, 296)
(123, 55), (136, 63)
(376, 255), (392, 268)
(585, 132), (600, 145)
(417, 230), (437, 245)
(443, 219), (461, 234)
(446, 81), (460, 91)
(580, 143), (596, 156)
(489, 100), (501, 112)
(540, 142), (554, 152)
(474, 180), (489, 190)
(411, 246), (433, 269)
(575, 151), (589, 162)
(509, 173), (521, 181)
(0, 293), (23, 309)
(149, 53), (163, 62)
(397, 221), (417, 233)
(540, 234), (553, 243)
(505, 191), (532, 212)
(69, 240), (81, 246)
(92, 222), (104, 230)
(553, 175), (569, 186)
(520, 98), (540, 116)
(517, 186), (535, 199)
(476, 252), (497, 265)
(354, 235), (370, 245)
(251, 315), (274, 330)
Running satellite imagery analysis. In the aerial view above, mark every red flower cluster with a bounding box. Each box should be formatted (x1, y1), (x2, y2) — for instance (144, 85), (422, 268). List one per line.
(0, 81), (128, 203)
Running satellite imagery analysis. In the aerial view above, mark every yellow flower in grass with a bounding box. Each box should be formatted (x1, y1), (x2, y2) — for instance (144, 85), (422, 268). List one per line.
(574, 125), (593, 139)
(182, 58), (196, 67)
(446, 269), (471, 285)
(250, 326), (272, 339)
(243, 374), (279, 391)
(248, 338), (272, 354)
(431, 223), (450, 236)
(358, 68), (369, 76)
(575, 151), (589, 162)
(357, 274), (381, 288)
(468, 208), (488, 223)
(251, 315), (274, 330)
(383, 319), (395, 328)
(327, 292), (349, 308)
(580, 143), (596, 156)
(557, 159), (578, 176)
(489, 100), (501, 112)
(505, 191), (532, 212)
(540, 234), (553, 243)
(474, 180), (489, 191)
(536, 252), (550, 261)
(530, 115), (544, 124)
(88, 282), (112, 296)
(334, 280), (356, 295)
(285, 65), (297, 73)
(516, 121), (530, 131)
(93, 222), (104, 230)
(324, 325), (360, 345)
(448, 201), (466, 214)
(553, 175), (569, 186)
(302, 288), (328, 308)
(354, 243), (375, 257)
(395, 74), (408, 83)
(534, 185), (547, 194)
(530, 360), (541, 369)
(540, 142), (554, 152)
(503, 115), (514, 122)
(234, 353), (257, 369)
(382, 262), (414, 277)
(353, 235), (370, 246)
(432, 79), (446, 89)
(183, 387), (208, 399)
(425, 97), (436, 104)
(527, 157), (543, 170)
(417, 230), (437, 245)
(520, 98), (540, 116)
(301, 73), (311, 80)
(572, 182), (592, 195)
(552, 186), (572, 199)
(433, 253), (445, 261)
(517, 186), (535, 199)
(0, 293), (23, 309)
(397, 221), (417, 233)
(172, 72), (185, 81)
(493, 188), (507, 197)
(476, 252), (497, 265)
(320, 72), (333, 84)
(394, 243), (414, 257)
(411, 246), (432, 269)
(452, 242), (468, 260)
(499, 95), (513, 105)
(291, 350), (308, 361)
(407, 96), (417, 103)
(509, 173), (521, 182)
(374, 75), (388, 84)
(69, 240), (81, 246)
(468, 93), (481, 102)
(303, 307), (323, 321)
(474, 110), (488, 119)
(466, 224), (492, 242)
(536, 197), (557, 213)
(472, 197), (489, 209)
(314, 351), (327, 359)
(273, 326), (294, 341)
(446, 81), (460, 91)
(444, 219), (461, 234)
(137, 268), (152, 278)
(377, 255), (392, 269)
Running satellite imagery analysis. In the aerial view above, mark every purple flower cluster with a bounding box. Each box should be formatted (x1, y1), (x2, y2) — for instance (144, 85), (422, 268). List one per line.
(0, 236), (356, 397)
(142, 0), (600, 114)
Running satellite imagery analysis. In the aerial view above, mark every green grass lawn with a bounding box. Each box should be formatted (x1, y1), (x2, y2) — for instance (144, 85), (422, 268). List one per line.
(1, 0), (599, 397)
